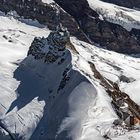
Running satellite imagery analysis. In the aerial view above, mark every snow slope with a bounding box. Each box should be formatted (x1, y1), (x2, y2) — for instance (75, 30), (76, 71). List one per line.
(0, 12), (101, 140)
(72, 38), (140, 105)
(87, 0), (140, 31)
(41, 0), (54, 4)
(0, 11), (140, 140)
(0, 12), (51, 139)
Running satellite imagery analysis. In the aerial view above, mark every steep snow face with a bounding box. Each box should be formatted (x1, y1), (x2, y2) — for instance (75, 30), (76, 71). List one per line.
(87, 0), (140, 31)
(71, 37), (140, 105)
(71, 38), (140, 139)
(57, 83), (117, 140)
(1, 11), (140, 140)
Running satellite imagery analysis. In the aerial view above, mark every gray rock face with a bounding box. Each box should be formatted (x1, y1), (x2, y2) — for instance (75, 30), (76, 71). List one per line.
(82, 17), (140, 54)
(0, 0), (89, 42)
(54, 0), (140, 54)
(101, 0), (140, 9)
(28, 24), (70, 63)
(47, 24), (70, 51)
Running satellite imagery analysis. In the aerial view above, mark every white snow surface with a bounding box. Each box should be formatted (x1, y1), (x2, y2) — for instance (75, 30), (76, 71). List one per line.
(41, 0), (54, 4)
(0, 11), (140, 140)
(87, 0), (140, 31)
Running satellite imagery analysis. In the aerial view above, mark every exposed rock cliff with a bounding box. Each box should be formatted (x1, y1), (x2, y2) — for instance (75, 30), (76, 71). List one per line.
(1, 0), (140, 54)
(54, 0), (140, 54)
(101, 0), (140, 9)
(0, 0), (89, 42)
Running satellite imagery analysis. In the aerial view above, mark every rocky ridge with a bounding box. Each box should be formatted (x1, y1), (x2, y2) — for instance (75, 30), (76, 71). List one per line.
(54, 0), (140, 54)
(0, 0), (89, 42)
(0, 0), (140, 54)
(24, 23), (140, 139)
(28, 24), (70, 63)
(0, 23), (84, 140)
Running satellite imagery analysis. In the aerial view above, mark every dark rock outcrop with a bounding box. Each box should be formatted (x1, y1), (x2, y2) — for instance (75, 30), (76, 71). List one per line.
(0, 0), (89, 42)
(54, 0), (140, 54)
(89, 61), (140, 128)
(101, 0), (140, 9)
(28, 24), (70, 63)
(131, 28), (140, 46)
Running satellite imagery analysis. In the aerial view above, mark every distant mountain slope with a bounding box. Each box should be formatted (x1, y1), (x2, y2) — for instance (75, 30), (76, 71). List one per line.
(1, 0), (140, 54)
(0, 0), (89, 42)
(87, 0), (140, 31)
(54, 0), (140, 54)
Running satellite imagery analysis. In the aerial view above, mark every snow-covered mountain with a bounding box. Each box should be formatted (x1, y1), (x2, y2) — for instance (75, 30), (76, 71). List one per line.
(87, 0), (140, 31)
(0, 0), (140, 140)
(54, 0), (140, 54)
(1, 0), (140, 54)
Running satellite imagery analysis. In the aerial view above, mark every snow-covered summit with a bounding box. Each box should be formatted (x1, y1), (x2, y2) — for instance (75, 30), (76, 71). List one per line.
(1, 2), (140, 140)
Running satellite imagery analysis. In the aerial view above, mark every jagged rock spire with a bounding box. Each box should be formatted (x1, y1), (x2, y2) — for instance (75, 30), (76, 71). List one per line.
(47, 23), (70, 51)
(28, 22), (70, 63)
